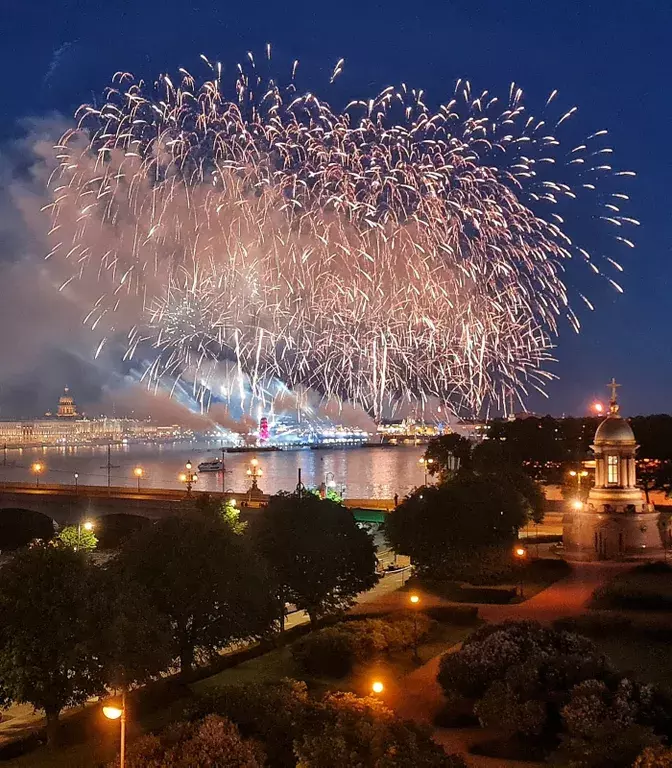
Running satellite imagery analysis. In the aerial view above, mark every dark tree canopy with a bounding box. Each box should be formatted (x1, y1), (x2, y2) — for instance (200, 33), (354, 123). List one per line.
(423, 434), (473, 480)
(385, 474), (529, 579)
(253, 492), (379, 627)
(0, 545), (106, 743)
(116, 515), (278, 674)
(0, 508), (54, 550)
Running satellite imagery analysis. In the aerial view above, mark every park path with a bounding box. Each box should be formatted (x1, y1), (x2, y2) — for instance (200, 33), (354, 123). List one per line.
(388, 561), (629, 768)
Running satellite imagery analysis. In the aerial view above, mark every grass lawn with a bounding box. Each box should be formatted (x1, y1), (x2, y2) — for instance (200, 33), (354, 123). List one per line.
(413, 558), (571, 605)
(594, 634), (672, 691)
(192, 622), (472, 701)
(591, 562), (672, 611)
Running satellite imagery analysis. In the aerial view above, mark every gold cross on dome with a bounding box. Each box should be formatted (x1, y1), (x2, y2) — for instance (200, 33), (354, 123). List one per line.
(607, 378), (621, 411)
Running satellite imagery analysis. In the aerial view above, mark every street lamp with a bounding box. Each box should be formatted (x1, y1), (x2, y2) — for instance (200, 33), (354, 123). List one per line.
(325, 471), (336, 489)
(103, 693), (126, 768)
(133, 466), (144, 492)
(77, 519), (94, 550)
(514, 545), (527, 598)
(246, 457), (263, 492)
(568, 469), (589, 491)
(179, 460), (198, 496)
(74, 472), (79, 492)
(409, 594), (421, 661)
(371, 680), (384, 695)
(418, 457), (434, 486)
(31, 462), (44, 488)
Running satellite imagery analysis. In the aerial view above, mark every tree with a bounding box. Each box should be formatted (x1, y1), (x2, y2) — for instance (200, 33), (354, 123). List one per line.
(294, 691), (467, 767)
(110, 715), (263, 768)
(194, 493), (247, 534)
(92, 570), (173, 691)
(0, 545), (106, 744)
(116, 515), (277, 675)
(385, 475), (529, 580)
(55, 524), (98, 552)
(423, 434), (473, 481)
(471, 441), (545, 523)
(0, 508), (54, 550)
(253, 492), (378, 628)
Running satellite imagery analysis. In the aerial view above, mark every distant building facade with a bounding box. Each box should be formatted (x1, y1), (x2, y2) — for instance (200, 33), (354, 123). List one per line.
(563, 380), (664, 561)
(0, 389), (184, 446)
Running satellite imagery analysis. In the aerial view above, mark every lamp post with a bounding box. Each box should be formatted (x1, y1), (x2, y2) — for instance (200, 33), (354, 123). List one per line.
(77, 519), (94, 550)
(133, 466), (144, 492)
(74, 472), (79, 493)
(371, 680), (384, 695)
(568, 469), (589, 494)
(246, 457), (263, 495)
(179, 460), (198, 496)
(514, 545), (527, 598)
(418, 457), (434, 486)
(409, 594), (421, 662)
(103, 692), (126, 768)
(31, 462), (43, 488)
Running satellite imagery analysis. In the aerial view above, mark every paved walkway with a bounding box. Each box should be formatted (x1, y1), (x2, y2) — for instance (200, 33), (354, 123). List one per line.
(387, 562), (630, 768)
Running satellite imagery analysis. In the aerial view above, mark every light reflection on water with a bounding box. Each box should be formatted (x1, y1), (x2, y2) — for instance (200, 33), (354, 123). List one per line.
(0, 441), (426, 499)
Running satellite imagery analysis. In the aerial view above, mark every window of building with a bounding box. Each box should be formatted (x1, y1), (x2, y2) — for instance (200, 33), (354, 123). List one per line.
(607, 455), (619, 484)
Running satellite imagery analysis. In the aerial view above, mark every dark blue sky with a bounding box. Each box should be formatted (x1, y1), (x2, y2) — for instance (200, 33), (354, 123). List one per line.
(1, 0), (670, 417)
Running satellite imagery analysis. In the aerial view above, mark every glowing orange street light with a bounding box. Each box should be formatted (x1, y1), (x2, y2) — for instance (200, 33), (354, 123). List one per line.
(572, 499), (583, 511)
(103, 694), (126, 768)
(409, 594), (420, 605)
(514, 546), (527, 598)
(371, 680), (384, 695)
(31, 462), (44, 488)
(515, 546), (527, 559)
(133, 466), (144, 492)
(180, 460), (198, 495)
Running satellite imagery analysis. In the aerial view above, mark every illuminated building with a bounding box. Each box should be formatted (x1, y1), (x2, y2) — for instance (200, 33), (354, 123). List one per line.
(563, 379), (664, 561)
(0, 389), (187, 446)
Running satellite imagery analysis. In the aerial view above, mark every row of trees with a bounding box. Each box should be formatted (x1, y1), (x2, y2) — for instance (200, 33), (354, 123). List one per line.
(386, 436), (544, 581)
(486, 414), (672, 464)
(0, 492), (378, 743)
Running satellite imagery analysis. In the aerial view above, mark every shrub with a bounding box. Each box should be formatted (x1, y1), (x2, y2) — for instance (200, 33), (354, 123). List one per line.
(294, 691), (467, 768)
(634, 746), (672, 767)
(292, 615), (435, 678)
(108, 715), (263, 768)
(188, 680), (310, 768)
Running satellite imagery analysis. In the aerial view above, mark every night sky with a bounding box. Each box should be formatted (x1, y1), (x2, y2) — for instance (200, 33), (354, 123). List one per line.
(1, 1), (670, 418)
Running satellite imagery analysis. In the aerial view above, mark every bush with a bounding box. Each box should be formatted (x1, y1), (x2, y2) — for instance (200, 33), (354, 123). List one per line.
(108, 714), (263, 767)
(192, 681), (467, 768)
(188, 680), (310, 768)
(634, 746), (672, 767)
(292, 614), (435, 678)
(294, 691), (467, 768)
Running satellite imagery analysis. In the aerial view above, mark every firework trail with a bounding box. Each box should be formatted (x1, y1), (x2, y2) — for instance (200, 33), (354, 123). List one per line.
(44, 53), (637, 417)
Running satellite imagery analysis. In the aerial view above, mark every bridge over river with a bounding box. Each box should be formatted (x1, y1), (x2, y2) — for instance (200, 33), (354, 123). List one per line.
(0, 481), (394, 527)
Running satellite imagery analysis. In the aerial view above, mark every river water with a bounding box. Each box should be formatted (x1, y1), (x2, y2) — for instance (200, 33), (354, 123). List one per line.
(0, 441), (426, 499)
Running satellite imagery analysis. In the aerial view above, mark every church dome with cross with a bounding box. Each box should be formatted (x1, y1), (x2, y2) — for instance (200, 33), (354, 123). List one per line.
(563, 378), (664, 562)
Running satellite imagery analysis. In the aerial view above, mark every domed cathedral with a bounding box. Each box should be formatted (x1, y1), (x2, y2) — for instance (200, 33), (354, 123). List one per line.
(56, 387), (78, 418)
(563, 379), (664, 562)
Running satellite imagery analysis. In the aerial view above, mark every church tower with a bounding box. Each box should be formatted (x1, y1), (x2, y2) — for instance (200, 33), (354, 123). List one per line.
(563, 379), (663, 561)
(56, 387), (78, 418)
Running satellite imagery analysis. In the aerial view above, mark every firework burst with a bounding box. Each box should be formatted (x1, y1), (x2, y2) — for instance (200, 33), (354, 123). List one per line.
(44, 52), (637, 417)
